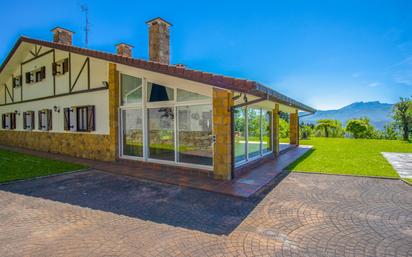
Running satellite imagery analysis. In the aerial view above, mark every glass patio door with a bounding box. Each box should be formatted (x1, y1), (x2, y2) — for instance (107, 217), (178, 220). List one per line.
(147, 107), (175, 161)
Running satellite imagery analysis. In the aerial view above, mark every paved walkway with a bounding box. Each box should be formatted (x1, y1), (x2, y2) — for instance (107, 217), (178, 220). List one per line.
(383, 152), (412, 178)
(1, 172), (411, 256)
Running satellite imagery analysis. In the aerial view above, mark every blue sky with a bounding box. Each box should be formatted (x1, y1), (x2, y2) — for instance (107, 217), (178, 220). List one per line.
(1, 0), (412, 110)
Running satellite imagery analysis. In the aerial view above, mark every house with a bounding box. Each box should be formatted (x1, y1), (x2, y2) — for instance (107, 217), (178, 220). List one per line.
(0, 18), (315, 180)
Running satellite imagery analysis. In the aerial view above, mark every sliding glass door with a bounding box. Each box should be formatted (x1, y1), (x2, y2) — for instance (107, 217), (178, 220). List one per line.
(122, 109), (143, 157)
(120, 73), (213, 169)
(147, 107), (175, 161)
(234, 106), (273, 166)
(177, 104), (213, 166)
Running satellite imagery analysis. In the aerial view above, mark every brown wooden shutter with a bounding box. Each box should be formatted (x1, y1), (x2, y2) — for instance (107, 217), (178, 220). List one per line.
(12, 113), (16, 129)
(30, 111), (35, 130)
(1, 114), (5, 129)
(38, 110), (42, 129)
(63, 108), (70, 131)
(63, 58), (69, 74)
(47, 109), (52, 131)
(23, 112), (27, 129)
(87, 106), (95, 131)
(41, 67), (46, 80)
(25, 72), (31, 84)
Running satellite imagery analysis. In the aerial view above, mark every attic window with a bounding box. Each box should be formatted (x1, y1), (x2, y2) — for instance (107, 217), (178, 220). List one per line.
(25, 66), (46, 84)
(12, 75), (22, 88)
(52, 58), (69, 76)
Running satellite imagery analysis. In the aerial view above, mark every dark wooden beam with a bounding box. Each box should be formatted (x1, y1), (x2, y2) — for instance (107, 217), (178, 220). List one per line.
(70, 57), (89, 92)
(22, 49), (53, 65)
(0, 86), (108, 107)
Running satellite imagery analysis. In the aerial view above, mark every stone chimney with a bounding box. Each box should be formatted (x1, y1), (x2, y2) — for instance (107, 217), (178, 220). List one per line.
(146, 17), (172, 64)
(116, 43), (134, 57)
(51, 27), (74, 45)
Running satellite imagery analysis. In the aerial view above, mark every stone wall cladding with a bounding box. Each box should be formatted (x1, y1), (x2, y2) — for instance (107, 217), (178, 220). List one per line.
(0, 131), (114, 161)
(212, 88), (233, 180)
(290, 110), (299, 145)
(273, 104), (280, 156)
(108, 63), (119, 160)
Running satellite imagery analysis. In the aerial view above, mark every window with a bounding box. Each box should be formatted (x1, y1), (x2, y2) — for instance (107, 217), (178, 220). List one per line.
(148, 107), (175, 161)
(38, 109), (52, 131)
(147, 82), (174, 102)
(12, 75), (22, 88)
(64, 106), (95, 132)
(234, 107), (247, 163)
(77, 106), (95, 132)
(122, 109), (143, 157)
(177, 88), (210, 102)
(234, 107), (273, 165)
(121, 74), (143, 105)
(52, 58), (69, 76)
(25, 66), (46, 84)
(177, 104), (213, 166)
(25, 72), (34, 84)
(262, 110), (272, 153)
(247, 108), (261, 159)
(23, 111), (35, 130)
(2, 113), (16, 130)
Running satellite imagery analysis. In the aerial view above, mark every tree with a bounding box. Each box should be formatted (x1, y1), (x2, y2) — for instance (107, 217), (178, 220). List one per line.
(300, 122), (313, 139)
(393, 97), (412, 141)
(345, 118), (376, 139)
(279, 118), (289, 139)
(382, 123), (399, 140)
(315, 119), (341, 138)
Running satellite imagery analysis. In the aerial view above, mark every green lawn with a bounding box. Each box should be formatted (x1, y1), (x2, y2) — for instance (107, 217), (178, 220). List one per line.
(287, 137), (412, 178)
(0, 149), (87, 183)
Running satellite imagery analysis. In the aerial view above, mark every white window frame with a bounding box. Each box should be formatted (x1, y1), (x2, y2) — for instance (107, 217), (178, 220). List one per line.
(234, 106), (274, 168)
(118, 73), (213, 171)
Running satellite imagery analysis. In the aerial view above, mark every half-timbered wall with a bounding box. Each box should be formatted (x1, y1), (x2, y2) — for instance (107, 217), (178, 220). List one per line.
(0, 44), (110, 134)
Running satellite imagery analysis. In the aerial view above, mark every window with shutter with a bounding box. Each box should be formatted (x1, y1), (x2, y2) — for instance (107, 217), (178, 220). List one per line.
(3, 113), (15, 130)
(11, 113), (16, 130)
(1, 114), (5, 129)
(87, 106), (95, 131)
(25, 72), (32, 84)
(76, 107), (88, 132)
(47, 109), (52, 131)
(53, 59), (69, 77)
(38, 109), (52, 131)
(62, 58), (69, 74)
(23, 111), (35, 130)
(63, 108), (70, 131)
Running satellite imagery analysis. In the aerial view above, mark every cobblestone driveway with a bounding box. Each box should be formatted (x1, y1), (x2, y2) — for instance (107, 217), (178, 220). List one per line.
(0, 171), (411, 256)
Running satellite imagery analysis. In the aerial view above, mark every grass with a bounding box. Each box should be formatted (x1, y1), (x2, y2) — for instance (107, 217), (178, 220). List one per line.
(286, 137), (412, 178)
(0, 149), (87, 183)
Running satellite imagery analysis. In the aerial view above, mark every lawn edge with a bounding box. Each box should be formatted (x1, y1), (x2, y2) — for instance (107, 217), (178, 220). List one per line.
(0, 168), (91, 186)
(287, 170), (400, 180)
(402, 179), (412, 186)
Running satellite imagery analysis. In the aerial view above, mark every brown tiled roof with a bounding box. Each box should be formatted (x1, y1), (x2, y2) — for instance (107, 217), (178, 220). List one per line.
(0, 36), (316, 113)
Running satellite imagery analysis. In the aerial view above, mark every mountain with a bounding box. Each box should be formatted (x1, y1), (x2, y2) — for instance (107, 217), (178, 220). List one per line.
(300, 101), (394, 130)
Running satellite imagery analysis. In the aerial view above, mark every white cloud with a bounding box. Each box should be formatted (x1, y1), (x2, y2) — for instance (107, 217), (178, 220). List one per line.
(367, 82), (381, 87)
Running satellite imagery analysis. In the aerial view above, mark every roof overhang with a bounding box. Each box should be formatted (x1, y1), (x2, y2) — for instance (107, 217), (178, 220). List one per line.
(0, 36), (316, 113)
